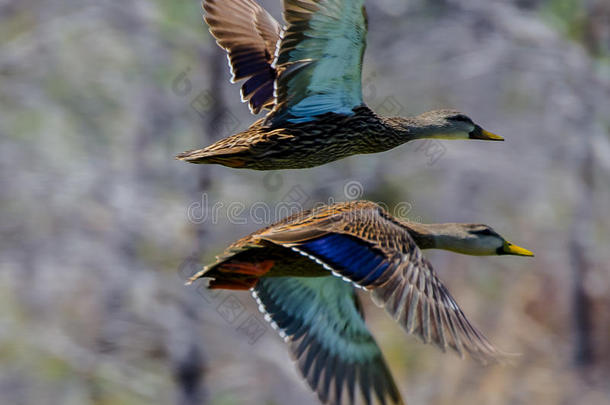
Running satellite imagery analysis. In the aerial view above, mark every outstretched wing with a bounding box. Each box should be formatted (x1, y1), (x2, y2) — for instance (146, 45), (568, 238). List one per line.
(203, 0), (282, 113)
(257, 208), (506, 364)
(254, 276), (404, 405)
(266, 0), (368, 124)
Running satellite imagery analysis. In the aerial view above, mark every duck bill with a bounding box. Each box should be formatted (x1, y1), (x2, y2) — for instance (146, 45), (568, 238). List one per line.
(501, 241), (534, 257)
(469, 125), (504, 141)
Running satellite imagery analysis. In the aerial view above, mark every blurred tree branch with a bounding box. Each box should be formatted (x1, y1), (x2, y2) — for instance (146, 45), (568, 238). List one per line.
(569, 124), (595, 367)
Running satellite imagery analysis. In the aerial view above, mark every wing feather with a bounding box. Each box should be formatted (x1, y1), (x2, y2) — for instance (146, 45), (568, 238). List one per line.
(203, 0), (282, 113)
(254, 276), (404, 405)
(257, 205), (508, 364)
(267, 0), (367, 124)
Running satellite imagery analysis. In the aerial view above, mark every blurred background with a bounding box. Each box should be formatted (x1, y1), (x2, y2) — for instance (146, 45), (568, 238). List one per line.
(1, 0), (609, 404)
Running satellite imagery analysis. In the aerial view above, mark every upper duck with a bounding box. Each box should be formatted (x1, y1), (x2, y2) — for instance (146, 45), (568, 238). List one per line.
(177, 0), (503, 170)
(188, 201), (533, 404)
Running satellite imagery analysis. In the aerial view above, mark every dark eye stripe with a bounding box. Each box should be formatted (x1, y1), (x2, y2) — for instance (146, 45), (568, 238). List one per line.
(471, 229), (494, 236)
(450, 115), (472, 123)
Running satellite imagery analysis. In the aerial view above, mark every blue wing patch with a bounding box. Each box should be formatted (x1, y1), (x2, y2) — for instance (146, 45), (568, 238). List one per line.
(299, 234), (390, 287)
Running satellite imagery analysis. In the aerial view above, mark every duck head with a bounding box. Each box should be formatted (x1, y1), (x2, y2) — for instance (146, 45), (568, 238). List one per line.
(407, 110), (504, 141)
(407, 222), (534, 256)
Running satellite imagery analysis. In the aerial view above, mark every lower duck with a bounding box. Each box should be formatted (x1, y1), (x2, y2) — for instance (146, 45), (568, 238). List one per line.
(189, 200), (533, 405)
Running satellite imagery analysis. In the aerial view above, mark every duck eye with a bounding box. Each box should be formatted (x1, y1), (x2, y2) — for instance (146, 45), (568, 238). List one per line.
(450, 115), (471, 123)
(472, 228), (494, 236)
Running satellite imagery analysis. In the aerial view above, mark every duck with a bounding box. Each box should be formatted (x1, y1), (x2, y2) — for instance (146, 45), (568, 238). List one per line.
(176, 0), (504, 170)
(188, 201), (533, 405)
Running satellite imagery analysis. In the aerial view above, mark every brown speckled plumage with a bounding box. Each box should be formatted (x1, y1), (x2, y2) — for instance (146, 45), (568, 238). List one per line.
(177, 106), (407, 169)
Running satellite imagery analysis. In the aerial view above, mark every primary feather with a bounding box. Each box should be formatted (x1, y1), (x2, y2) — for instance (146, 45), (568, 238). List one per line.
(254, 276), (404, 405)
(203, 0), (281, 113)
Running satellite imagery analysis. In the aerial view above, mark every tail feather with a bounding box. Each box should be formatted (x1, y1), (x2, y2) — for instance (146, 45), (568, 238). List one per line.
(186, 242), (269, 285)
(176, 148), (248, 168)
(175, 149), (205, 162)
(187, 264), (258, 289)
(208, 277), (258, 290)
(186, 264), (218, 285)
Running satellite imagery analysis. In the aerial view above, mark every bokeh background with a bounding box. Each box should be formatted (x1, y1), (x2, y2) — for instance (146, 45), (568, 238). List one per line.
(1, 0), (609, 404)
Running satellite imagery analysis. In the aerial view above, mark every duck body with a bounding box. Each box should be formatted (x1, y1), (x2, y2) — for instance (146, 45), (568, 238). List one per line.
(177, 106), (407, 170)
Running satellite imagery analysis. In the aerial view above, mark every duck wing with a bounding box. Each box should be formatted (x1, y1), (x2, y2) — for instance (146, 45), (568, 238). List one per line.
(256, 204), (506, 364)
(266, 0), (368, 124)
(254, 276), (404, 405)
(203, 0), (282, 113)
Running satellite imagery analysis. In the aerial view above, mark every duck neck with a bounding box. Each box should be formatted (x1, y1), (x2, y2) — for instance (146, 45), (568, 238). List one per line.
(384, 117), (423, 142)
(387, 116), (467, 141)
(386, 117), (454, 148)
(400, 222), (442, 249)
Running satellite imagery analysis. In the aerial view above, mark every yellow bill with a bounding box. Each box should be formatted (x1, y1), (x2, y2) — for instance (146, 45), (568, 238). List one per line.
(502, 241), (534, 257)
(469, 125), (504, 141)
(480, 129), (504, 141)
